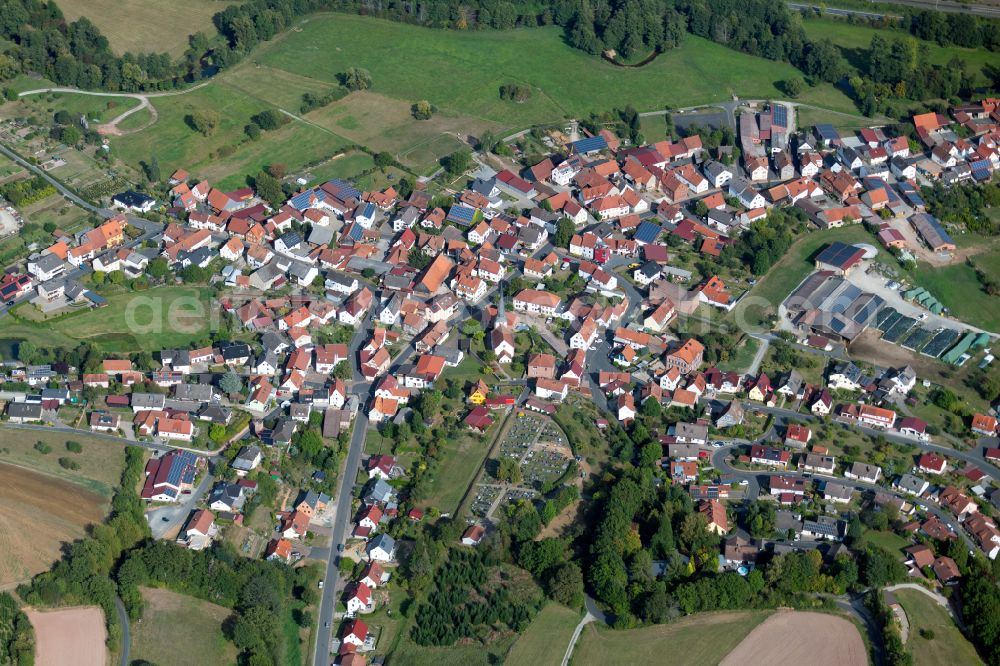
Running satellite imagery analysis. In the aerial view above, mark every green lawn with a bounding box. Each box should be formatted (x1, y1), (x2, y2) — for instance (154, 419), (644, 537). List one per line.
(573, 611), (772, 665)
(262, 14), (856, 121)
(894, 589), (983, 666)
(101, 12), (862, 183)
(796, 106), (884, 133)
(14, 91), (142, 124)
(861, 530), (911, 558)
(719, 336), (761, 374)
(131, 587), (238, 666)
(801, 17), (996, 87)
(908, 252), (1000, 332)
(116, 106), (155, 132)
(506, 603), (581, 666)
(422, 428), (495, 514)
(440, 356), (490, 388)
(735, 225), (880, 328)
(111, 81), (348, 190)
(0, 285), (214, 353)
(308, 151), (376, 184)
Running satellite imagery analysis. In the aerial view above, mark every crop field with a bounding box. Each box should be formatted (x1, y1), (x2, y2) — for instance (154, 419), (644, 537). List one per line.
(0, 462), (107, 585)
(719, 611), (865, 665)
(574, 611), (772, 665)
(0, 285), (214, 353)
(26, 606), (106, 666)
(58, 0), (232, 57)
(801, 17), (996, 87)
(131, 587), (238, 666)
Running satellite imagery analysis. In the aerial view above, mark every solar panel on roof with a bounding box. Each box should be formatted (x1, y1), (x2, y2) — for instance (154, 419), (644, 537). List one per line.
(329, 179), (362, 200)
(289, 190), (317, 210)
(572, 136), (608, 154)
(634, 221), (662, 244)
(815, 242), (863, 270)
(815, 124), (838, 140)
(772, 105), (788, 128)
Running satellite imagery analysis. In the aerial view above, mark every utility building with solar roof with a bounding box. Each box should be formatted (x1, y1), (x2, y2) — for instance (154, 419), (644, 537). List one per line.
(814, 241), (865, 276)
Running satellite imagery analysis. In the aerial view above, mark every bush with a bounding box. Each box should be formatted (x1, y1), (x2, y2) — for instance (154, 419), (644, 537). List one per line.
(411, 100), (434, 120)
(34, 441), (51, 454)
(66, 440), (83, 453)
(251, 109), (288, 131)
(499, 83), (531, 102)
(919, 628), (935, 640)
(58, 457), (80, 470)
(339, 67), (372, 91)
(187, 109), (219, 136)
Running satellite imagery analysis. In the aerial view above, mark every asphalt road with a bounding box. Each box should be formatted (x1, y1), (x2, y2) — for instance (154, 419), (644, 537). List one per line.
(114, 596), (130, 666)
(710, 443), (977, 550)
(790, 0), (1000, 18)
(312, 409), (369, 666)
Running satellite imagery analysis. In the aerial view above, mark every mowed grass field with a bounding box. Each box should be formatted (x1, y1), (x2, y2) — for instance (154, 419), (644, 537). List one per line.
(0, 460), (108, 585)
(57, 0), (232, 57)
(7, 91), (142, 124)
(111, 82), (348, 191)
(801, 17), (996, 87)
(506, 603), (580, 665)
(894, 589), (983, 666)
(0, 285), (214, 353)
(104, 12), (862, 181)
(0, 427), (132, 497)
(573, 611), (772, 665)
(130, 587), (238, 666)
(419, 428), (494, 515)
(262, 14), (857, 122)
(908, 242), (1000, 332)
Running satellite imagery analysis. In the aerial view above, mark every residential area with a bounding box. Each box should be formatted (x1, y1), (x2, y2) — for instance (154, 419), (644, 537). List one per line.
(0, 29), (998, 666)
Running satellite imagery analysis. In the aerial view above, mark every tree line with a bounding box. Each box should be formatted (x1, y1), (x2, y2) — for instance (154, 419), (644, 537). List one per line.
(2, 0), (997, 120)
(17, 445), (149, 650)
(0, 593), (33, 665)
(117, 540), (318, 665)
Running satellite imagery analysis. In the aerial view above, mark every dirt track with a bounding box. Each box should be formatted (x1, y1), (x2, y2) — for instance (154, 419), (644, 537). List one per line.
(26, 606), (107, 666)
(720, 610), (866, 666)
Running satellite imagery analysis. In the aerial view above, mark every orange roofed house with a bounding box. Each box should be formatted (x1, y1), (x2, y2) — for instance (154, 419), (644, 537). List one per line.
(665, 338), (705, 375)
